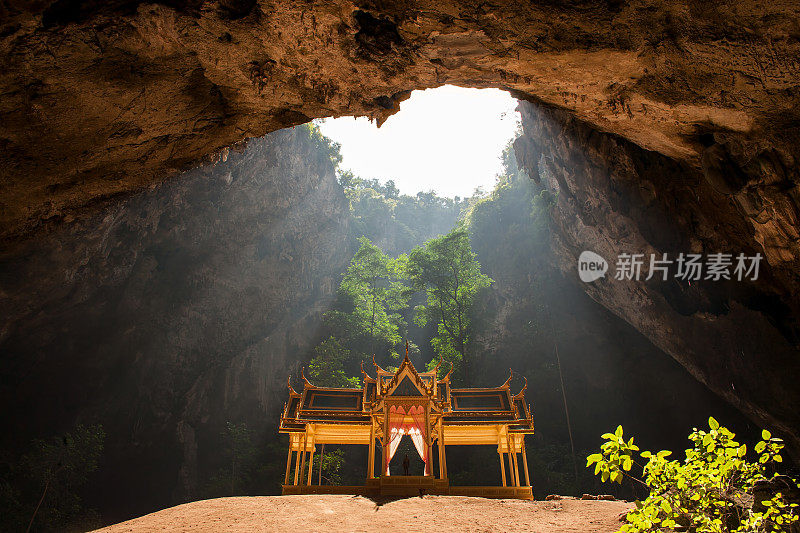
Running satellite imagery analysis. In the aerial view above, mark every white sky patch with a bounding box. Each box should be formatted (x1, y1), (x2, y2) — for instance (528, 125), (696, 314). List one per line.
(317, 85), (520, 198)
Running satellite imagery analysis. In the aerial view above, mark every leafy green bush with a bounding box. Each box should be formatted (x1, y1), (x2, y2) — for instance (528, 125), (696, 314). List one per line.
(303, 122), (342, 167)
(587, 419), (799, 532)
(312, 448), (345, 485)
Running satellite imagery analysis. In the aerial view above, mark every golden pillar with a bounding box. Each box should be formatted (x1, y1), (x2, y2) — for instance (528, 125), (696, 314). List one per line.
(437, 419), (446, 480)
(510, 438), (519, 486)
(367, 420), (375, 479)
(284, 448), (293, 485)
(425, 404), (432, 476)
(381, 409), (389, 476)
(521, 436), (531, 487)
(318, 444), (324, 485)
(440, 420), (447, 480)
(293, 436), (301, 485)
(299, 430), (308, 486)
(306, 447), (314, 486)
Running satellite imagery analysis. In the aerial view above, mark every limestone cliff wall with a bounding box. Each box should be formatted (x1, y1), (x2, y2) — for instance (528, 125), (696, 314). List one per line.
(467, 163), (759, 496)
(0, 126), (352, 519)
(514, 100), (800, 453)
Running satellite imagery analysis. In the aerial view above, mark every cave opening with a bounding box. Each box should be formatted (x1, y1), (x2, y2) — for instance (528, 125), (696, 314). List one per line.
(317, 85), (520, 198)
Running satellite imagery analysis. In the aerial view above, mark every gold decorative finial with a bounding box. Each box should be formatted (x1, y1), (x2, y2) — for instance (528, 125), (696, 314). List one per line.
(301, 367), (312, 386)
(442, 362), (454, 381)
(360, 360), (374, 380)
(514, 376), (528, 397)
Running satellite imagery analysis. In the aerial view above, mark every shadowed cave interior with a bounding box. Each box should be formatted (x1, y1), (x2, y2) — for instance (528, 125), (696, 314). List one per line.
(1, 1), (800, 529)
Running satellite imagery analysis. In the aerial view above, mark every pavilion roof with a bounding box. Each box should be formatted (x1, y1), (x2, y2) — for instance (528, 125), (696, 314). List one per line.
(279, 357), (532, 432)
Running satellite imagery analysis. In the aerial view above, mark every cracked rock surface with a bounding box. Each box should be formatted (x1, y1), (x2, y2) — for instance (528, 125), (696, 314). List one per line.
(515, 100), (800, 454)
(2, 0), (799, 241)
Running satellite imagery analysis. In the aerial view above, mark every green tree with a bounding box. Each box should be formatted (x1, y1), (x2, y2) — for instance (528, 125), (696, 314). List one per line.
(325, 237), (409, 361)
(308, 338), (360, 388)
(406, 227), (492, 383)
(224, 422), (257, 495)
(587, 419), (800, 532)
(203, 422), (259, 497)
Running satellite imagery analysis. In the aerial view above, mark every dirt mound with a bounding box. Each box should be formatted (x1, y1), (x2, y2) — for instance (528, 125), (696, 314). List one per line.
(94, 494), (632, 532)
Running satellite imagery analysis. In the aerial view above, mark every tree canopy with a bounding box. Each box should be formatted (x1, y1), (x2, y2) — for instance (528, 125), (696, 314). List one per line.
(308, 338), (360, 388)
(340, 171), (480, 254)
(324, 237), (409, 361)
(406, 227), (492, 383)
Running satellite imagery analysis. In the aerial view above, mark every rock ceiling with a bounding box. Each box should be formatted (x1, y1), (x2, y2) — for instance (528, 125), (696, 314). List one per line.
(2, 0), (798, 241)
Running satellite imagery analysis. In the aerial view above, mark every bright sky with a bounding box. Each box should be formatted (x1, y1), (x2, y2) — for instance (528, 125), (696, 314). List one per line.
(317, 85), (520, 198)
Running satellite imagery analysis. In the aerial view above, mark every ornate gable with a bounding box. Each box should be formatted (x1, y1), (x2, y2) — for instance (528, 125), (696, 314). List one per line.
(392, 375), (423, 396)
(383, 354), (431, 398)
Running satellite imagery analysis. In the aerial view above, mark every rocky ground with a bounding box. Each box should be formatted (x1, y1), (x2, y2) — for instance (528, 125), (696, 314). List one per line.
(94, 495), (633, 533)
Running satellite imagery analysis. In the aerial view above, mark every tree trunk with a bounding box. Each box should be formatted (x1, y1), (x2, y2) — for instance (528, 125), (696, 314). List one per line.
(26, 477), (51, 533)
(460, 338), (469, 385)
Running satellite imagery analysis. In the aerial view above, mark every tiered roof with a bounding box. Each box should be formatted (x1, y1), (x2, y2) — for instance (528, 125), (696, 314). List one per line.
(280, 352), (533, 432)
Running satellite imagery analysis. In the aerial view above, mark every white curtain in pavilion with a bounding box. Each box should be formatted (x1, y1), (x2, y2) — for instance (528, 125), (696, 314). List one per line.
(385, 405), (406, 475)
(408, 405), (429, 475)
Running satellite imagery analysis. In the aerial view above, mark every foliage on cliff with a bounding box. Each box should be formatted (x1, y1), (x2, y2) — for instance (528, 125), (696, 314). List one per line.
(0, 424), (105, 532)
(304, 123), (343, 168)
(340, 171), (479, 254)
(463, 139), (556, 387)
(310, 225), (492, 390)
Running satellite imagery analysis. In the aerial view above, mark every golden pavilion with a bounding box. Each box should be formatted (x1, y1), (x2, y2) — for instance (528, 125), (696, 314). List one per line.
(279, 349), (534, 499)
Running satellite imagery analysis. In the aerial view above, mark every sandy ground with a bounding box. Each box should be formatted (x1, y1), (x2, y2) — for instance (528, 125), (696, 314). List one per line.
(95, 495), (633, 533)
